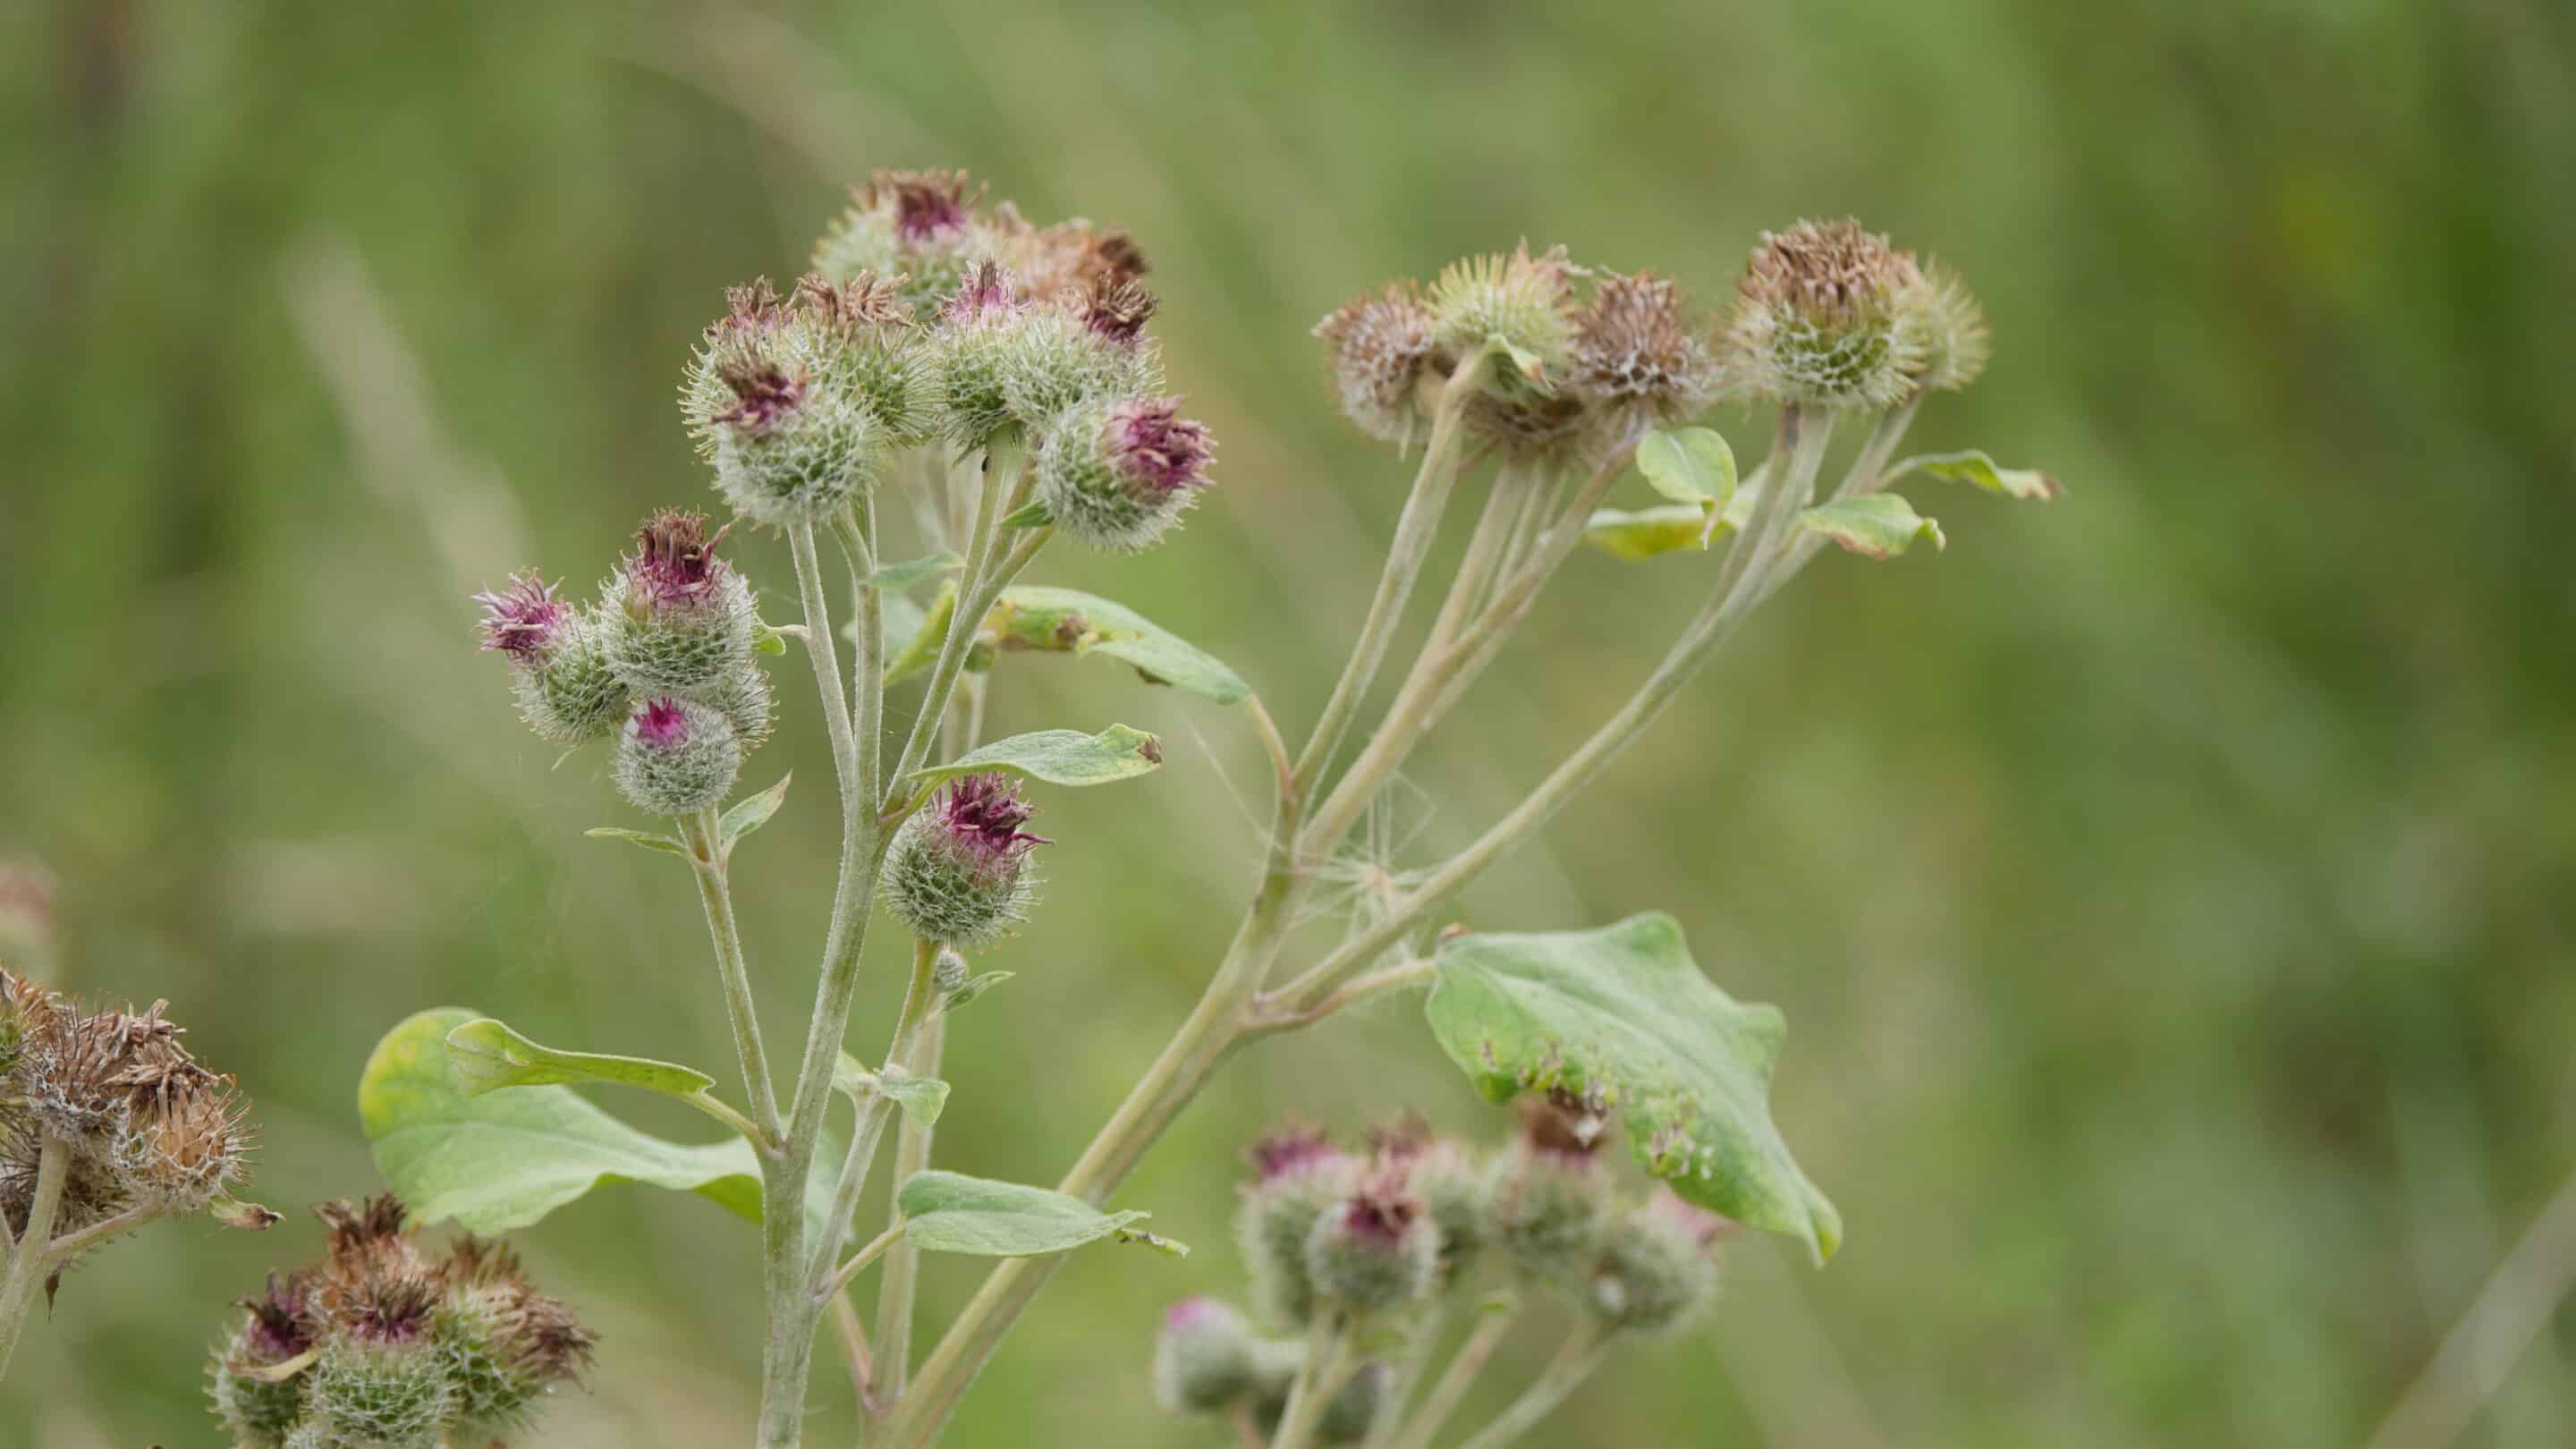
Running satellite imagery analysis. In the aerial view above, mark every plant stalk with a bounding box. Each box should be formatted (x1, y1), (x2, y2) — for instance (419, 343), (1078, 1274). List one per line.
(1450, 1319), (1614, 1449)
(1384, 1301), (1521, 1449)
(0, 1137), (72, 1384)
(680, 807), (782, 1144)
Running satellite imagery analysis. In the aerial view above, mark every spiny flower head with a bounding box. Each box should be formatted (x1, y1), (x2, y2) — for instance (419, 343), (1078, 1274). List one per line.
(1721, 217), (1927, 408)
(994, 280), (1166, 429)
(1315, 282), (1440, 446)
(881, 772), (1047, 947)
(987, 206), (1151, 303)
(1426, 242), (1582, 387)
(1073, 275), (1158, 347)
(1573, 270), (1719, 422)
(1035, 395), (1215, 554)
(683, 278), (887, 525)
(612, 696), (742, 817)
(1153, 1296), (1258, 1415)
(1246, 1120), (1349, 1184)
(471, 572), (571, 662)
(1588, 1187), (1726, 1335)
(814, 169), (996, 315)
(1901, 260), (1990, 393)
(601, 510), (759, 698)
(623, 509), (731, 608)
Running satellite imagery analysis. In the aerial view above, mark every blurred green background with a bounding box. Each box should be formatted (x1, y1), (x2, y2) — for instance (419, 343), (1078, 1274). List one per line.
(5, 0), (2574, 1445)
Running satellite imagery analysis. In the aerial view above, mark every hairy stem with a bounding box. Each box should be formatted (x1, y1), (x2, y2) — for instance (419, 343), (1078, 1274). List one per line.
(1385, 1301), (1521, 1449)
(1270, 1310), (1361, 1449)
(869, 1006), (945, 1415)
(0, 1137), (72, 1384)
(680, 807), (782, 1144)
(892, 435), (1025, 789)
(812, 939), (943, 1294)
(1289, 361), (1484, 796)
(1451, 1319), (1614, 1449)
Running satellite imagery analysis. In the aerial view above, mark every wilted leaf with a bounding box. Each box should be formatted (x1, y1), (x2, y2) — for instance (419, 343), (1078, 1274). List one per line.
(1423, 913), (1842, 1263)
(901, 726), (1164, 796)
(987, 587), (1251, 705)
(1885, 449), (2063, 501)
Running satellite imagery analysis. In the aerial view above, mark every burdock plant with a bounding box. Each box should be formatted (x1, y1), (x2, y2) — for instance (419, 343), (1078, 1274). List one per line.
(351, 169), (2055, 1449)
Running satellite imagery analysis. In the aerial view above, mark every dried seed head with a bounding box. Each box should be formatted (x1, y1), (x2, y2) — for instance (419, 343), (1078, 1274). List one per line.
(1035, 395), (1215, 555)
(1314, 283), (1441, 446)
(987, 207), (1151, 302)
(1721, 218), (1927, 408)
(1072, 275), (1158, 347)
(612, 697), (743, 817)
(1573, 271), (1719, 422)
(881, 775), (1047, 947)
(1153, 1296), (1259, 1414)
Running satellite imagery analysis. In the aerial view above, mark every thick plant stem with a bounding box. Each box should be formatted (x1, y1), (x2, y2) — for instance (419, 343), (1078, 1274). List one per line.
(1289, 362), (1483, 796)
(877, 865), (1303, 1449)
(811, 939), (942, 1292)
(1270, 1311), (1360, 1449)
(0, 1137), (71, 1385)
(1273, 407), (1835, 1014)
(681, 807), (781, 1142)
(869, 1006), (944, 1412)
(1385, 1303), (1521, 1449)
(1451, 1320), (1614, 1449)
(758, 519), (887, 1449)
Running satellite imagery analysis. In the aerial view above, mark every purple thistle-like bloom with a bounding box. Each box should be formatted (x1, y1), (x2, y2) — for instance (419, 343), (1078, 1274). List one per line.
(868, 168), (978, 243)
(1162, 1296), (1228, 1332)
(714, 360), (805, 429)
(473, 571), (570, 661)
(933, 773), (1049, 873)
(1340, 1169), (1423, 1247)
(239, 1274), (314, 1361)
(1246, 1121), (1345, 1183)
(942, 260), (1025, 326)
(631, 697), (692, 750)
(1106, 399), (1215, 496)
(626, 509), (731, 606)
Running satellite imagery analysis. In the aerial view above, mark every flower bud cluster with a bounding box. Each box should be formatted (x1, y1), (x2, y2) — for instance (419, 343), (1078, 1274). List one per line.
(473, 509), (775, 817)
(2, 966), (256, 1258)
(1314, 218), (1987, 457)
(778, 171), (1216, 553)
(209, 1194), (594, 1449)
(1162, 1105), (1733, 1437)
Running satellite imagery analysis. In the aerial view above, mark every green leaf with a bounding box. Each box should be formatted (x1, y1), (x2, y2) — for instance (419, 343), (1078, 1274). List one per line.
(1885, 449), (2063, 501)
(999, 500), (1055, 530)
(987, 587), (1252, 705)
(1423, 913), (1843, 1264)
(754, 623), (790, 657)
(882, 581), (958, 688)
(1582, 505), (1721, 560)
(944, 970), (1014, 1012)
(721, 774), (792, 847)
(362, 1009), (834, 1236)
(445, 1018), (717, 1100)
(877, 1066), (950, 1126)
(834, 1050), (873, 1103)
(586, 826), (690, 856)
(1799, 495), (1945, 560)
(902, 726), (1164, 797)
(872, 551), (965, 591)
(1634, 428), (1737, 521)
(896, 1171), (1170, 1258)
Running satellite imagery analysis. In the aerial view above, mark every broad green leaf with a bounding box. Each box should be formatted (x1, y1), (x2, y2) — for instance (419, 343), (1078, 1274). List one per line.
(1635, 428), (1737, 521)
(882, 582), (958, 687)
(902, 726), (1164, 796)
(988, 587), (1251, 705)
(586, 826), (689, 856)
(721, 774), (792, 848)
(1885, 449), (2063, 501)
(872, 551), (964, 591)
(1423, 913), (1843, 1263)
(1800, 495), (1945, 560)
(896, 1171), (1174, 1258)
(1583, 505), (1722, 560)
(362, 1008), (835, 1236)
(444, 1018), (715, 1100)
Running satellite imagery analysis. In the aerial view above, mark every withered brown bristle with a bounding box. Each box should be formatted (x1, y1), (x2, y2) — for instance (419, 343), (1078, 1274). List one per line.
(1075, 276), (1157, 343)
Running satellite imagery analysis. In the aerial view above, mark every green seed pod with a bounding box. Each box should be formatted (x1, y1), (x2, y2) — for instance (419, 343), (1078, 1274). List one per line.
(1427, 243), (1581, 387)
(1033, 395), (1216, 555)
(996, 282), (1162, 428)
(1588, 1190), (1725, 1336)
(600, 511), (759, 697)
(1314, 283), (1440, 446)
(305, 1336), (458, 1447)
(1899, 260), (1990, 394)
(1720, 218), (1928, 409)
(880, 773), (1046, 948)
(1486, 1134), (1614, 1288)
(474, 574), (629, 745)
(612, 698), (743, 818)
(1152, 1297), (1258, 1414)
(1303, 1172), (1439, 1314)
(208, 1276), (315, 1448)
(1235, 1124), (1361, 1327)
